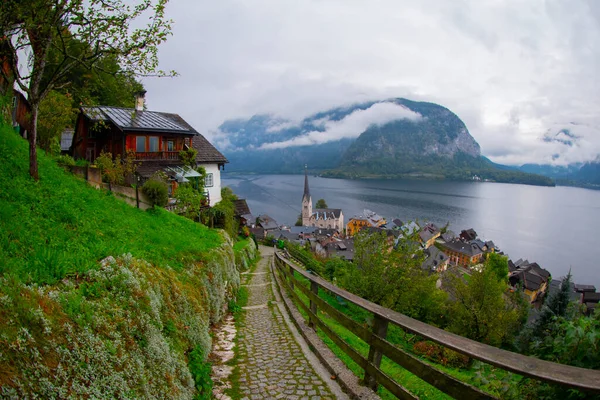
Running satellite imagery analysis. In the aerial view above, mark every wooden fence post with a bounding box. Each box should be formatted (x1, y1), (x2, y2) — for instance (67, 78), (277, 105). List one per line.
(309, 281), (318, 330)
(365, 314), (389, 390)
(289, 264), (295, 290)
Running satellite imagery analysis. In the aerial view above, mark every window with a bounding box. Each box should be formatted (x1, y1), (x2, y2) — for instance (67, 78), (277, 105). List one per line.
(205, 173), (214, 187)
(167, 140), (174, 152)
(136, 136), (145, 152)
(149, 136), (159, 152)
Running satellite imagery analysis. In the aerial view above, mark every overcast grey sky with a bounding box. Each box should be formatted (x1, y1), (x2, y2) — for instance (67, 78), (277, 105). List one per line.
(143, 0), (600, 166)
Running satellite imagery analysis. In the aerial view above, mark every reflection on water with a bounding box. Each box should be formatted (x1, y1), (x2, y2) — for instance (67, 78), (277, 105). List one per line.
(223, 173), (600, 286)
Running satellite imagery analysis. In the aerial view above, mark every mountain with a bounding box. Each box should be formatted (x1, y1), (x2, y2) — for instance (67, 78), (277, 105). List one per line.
(218, 98), (554, 186)
(518, 160), (600, 188)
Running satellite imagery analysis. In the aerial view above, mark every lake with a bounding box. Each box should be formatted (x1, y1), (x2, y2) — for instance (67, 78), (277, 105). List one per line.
(223, 174), (600, 287)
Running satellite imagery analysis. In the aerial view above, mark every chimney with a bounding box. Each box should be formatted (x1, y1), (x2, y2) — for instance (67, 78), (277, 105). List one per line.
(134, 90), (147, 111)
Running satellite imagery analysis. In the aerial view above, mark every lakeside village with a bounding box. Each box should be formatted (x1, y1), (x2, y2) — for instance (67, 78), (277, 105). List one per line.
(237, 170), (600, 314)
(25, 86), (597, 315)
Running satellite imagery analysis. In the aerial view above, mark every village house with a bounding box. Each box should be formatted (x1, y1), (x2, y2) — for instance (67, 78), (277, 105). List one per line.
(346, 209), (387, 237)
(256, 214), (279, 232)
(70, 91), (228, 206)
(459, 228), (478, 241)
(233, 199), (253, 228)
(508, 259), (551, 303)
(324, 239), (355, 262)
(439, 240), (484, 268)
(418, 223), (441, 248)
(421, 246), (449, 273)
(301, 168), (344, 230)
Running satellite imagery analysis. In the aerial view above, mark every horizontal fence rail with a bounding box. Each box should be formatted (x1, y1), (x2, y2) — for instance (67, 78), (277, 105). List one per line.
(273, 252), (600, 400)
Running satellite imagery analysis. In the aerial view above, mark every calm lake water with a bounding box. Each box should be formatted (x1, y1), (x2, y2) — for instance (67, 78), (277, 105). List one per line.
(223, 174), (600, 287)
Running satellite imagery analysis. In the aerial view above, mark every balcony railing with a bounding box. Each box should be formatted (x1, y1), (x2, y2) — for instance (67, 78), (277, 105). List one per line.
(273, 252), (600, 400)
(135, 151), (180, 161)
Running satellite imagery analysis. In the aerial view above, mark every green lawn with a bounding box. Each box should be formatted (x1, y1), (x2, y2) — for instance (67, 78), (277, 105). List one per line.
(0, 122), (222, 284)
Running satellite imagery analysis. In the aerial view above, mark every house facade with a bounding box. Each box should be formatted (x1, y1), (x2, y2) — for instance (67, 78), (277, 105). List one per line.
(346, 210), (386, 237)
(301, 169), (344, 230)
(418, 223), (441, 248)
(71, 92), (228, 206)
(439, 240), (484, 268)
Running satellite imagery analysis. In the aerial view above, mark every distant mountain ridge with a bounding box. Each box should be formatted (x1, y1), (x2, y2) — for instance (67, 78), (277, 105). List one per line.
(217, 98), (554, 186)
(519, 160), (600, 188)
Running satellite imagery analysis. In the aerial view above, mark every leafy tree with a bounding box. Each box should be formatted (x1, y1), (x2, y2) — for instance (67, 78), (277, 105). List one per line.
(179, 148), (198, 170)
(1, 0), (173, 180)
(93, 150), (138, 186)
(94, 151), (124, 186)
(444, 265), (522, 346)
(175, 184), (204, 221)
(294, 214), (303, 226)
(486, 253), (509, 282)
(315, 198), (328, 208)
(340, 231), (446, 324)
(38, 91), (76, 154)
(142, 179), (168, 208)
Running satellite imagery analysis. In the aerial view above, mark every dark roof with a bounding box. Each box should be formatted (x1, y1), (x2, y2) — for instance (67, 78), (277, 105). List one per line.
(509, 262), (551, 292)
(574, 284), (597, 293)
(460, 228), (477, 241)
(257, 214), (279, 231)
(250, 227), (265, 240)
(508, 260), (517, 273)
(137, 160), (184, 178)
(441, 240), (483, 257)
(313, 208), (342, 220)
(61, 129), (73, 151)
(583, 292), (600, 303)
(510, 270), (545, 291)
(289, 226), (319, 235)
(233, 199), (251, 216)
(312, 228), (340, 237)
(192, 133), (229, 164)
(440, 230), (457, 242)
(419, 223), (440, 243)
(82, 106), (197, 134)
(421, 246), (449, 272)
(325, 239), (355, 261)
(392, 218), (404, 228)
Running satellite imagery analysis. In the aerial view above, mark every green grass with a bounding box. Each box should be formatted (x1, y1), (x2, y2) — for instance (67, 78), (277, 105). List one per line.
(0, 123), (222, 284)
(233, 238), (251, 252)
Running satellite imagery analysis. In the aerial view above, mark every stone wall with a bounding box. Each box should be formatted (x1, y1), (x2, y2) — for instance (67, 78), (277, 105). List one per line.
(101, 183), (153, 210)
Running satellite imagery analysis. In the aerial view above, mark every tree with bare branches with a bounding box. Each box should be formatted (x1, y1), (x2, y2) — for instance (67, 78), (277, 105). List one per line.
(0, 0), (174, 180)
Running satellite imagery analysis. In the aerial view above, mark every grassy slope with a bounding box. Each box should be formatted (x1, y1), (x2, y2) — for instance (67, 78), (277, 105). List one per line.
(0, 122), (221, 284)
(0, 123), (233, 397)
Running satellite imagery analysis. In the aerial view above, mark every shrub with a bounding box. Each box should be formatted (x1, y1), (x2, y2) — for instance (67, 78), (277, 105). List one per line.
(142, 179), (169, 207)
(188, 346), (213, 400)
(413, 340), (471, 369)
(56, 154), (75, 168)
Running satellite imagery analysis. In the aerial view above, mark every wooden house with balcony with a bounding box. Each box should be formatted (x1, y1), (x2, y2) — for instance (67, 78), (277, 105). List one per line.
(71, 92), (228, 206)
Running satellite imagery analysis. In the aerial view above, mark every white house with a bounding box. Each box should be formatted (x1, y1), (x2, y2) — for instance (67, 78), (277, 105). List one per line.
(192, 134), (228, 206)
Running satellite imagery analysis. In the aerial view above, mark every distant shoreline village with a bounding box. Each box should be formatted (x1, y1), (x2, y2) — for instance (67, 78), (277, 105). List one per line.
(236, 169), (598, 314)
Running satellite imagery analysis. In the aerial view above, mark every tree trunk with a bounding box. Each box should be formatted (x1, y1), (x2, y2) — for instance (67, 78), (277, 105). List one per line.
(29, 103), (39, 181)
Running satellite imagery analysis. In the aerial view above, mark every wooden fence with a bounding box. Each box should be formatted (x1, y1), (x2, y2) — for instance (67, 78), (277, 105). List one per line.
(273, 252), (600, 400)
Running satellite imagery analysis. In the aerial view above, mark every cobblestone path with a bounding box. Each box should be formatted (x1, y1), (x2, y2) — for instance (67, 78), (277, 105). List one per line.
(235, 246), (342, 400)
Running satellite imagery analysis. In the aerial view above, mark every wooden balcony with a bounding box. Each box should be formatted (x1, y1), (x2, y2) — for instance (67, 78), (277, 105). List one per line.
(135, 151), (180, 161)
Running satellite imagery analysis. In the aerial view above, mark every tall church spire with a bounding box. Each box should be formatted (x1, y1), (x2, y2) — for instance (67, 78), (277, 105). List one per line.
(303, 164), (310, 201)
(301, 164), (313, 226)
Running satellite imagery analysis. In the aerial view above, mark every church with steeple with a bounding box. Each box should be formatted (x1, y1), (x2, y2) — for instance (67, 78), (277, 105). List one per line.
(301, 167), (344, 230)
